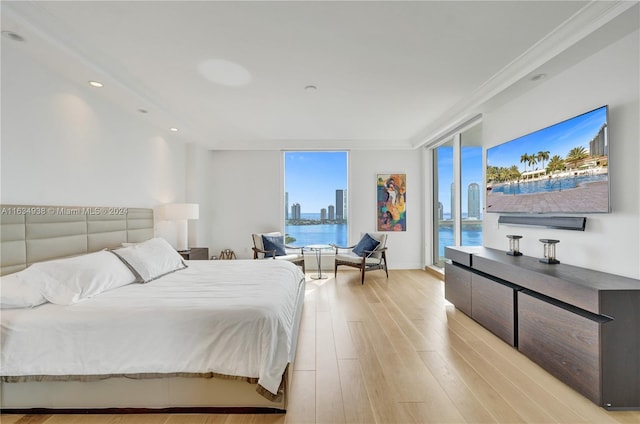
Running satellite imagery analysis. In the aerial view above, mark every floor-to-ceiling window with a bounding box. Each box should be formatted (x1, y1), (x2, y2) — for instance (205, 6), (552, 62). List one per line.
(431, 122), (483, 268)
(433, 139), (454, 268)
(461, 124), (483, 247)
(284, 151), (348, 247)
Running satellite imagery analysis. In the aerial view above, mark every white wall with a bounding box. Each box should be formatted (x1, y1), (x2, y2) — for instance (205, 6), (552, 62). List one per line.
(482, 30), (639, 279)
(208, 150), (283, 259)
(350, 150), (423, 269)
(1, 40), (188, 209)
(208, 149), (424, 269)
(185, 143), (214, 251)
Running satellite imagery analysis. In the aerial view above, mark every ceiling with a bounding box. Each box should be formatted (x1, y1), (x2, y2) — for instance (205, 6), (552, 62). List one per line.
(1, 1), (638, 150)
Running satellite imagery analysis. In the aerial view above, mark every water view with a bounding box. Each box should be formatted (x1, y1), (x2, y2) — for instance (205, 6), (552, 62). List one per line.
(438, 221), (483, 257)
(287, 214), (481, 257)
(490, 173), (607, 195)
(286, 213), (347, 247)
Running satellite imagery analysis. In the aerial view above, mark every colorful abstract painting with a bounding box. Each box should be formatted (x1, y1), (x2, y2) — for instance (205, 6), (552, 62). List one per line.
(377, 173), (406, 231)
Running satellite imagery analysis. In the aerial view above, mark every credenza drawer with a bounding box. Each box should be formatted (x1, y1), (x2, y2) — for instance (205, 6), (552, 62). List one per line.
(444, 262), (471, 316)
(471, 274), (516, 346)
(518, 291), (601, 405)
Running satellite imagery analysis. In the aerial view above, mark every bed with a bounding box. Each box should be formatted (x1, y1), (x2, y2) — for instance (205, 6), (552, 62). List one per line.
(0, 205), (305, 412)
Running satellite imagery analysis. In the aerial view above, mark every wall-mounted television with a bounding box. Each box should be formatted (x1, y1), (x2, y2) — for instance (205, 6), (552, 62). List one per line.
(486, 105), (609, 214)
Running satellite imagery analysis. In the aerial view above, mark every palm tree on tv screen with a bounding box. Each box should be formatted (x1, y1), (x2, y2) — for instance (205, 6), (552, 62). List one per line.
(537, 150), (550, 173)
(520, 153), (530, 173)
(565, 146), (589, 170)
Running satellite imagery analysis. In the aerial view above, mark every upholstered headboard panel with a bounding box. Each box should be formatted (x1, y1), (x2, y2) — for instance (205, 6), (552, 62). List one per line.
(0, 205), (154, 276)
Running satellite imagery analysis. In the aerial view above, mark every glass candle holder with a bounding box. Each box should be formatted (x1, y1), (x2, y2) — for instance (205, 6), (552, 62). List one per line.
(539, 239), (560, 264)
(506, 235), (523, 256)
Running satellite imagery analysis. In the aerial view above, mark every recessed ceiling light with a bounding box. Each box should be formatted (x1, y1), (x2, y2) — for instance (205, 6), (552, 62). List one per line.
(88, 81), (103, 88)
(169, 127), (179, 132)
(138, 108), (148, 114)
(1, 31), (25, 42)
(530, 73), (547, 82)
(305, 85), (317, 92)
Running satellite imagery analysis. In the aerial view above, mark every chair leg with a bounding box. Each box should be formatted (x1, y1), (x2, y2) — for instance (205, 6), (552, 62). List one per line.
(361, 267), (366, 285)
(380, 252), (389, 279)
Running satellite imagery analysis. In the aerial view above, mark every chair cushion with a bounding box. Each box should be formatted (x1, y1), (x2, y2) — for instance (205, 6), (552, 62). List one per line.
(336, 252), (382, 265)
(274, 254), (304, 262)
(262, 234), (287, 256)
(352, 233), (380, 256)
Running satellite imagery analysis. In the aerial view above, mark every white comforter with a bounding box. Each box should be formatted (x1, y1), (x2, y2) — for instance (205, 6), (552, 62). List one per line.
(0, 259), (305, 396)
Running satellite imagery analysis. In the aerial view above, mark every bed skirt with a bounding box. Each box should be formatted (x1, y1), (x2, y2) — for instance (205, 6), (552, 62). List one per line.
(0, 364), (292, 412)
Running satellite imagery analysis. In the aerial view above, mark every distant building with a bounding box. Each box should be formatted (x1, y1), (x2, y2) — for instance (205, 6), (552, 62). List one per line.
(336, 189), (345, 222)
(468, 183), (480, 219)
(328, 205), (335, 220)
(320, 208), (327, 222)
(438, 202), (444, 220)
(589, 123), (608, 156)
(291, 203), (301, 220)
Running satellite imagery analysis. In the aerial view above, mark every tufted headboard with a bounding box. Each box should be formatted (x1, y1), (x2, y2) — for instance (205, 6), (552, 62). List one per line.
(0, 205), (154, 276)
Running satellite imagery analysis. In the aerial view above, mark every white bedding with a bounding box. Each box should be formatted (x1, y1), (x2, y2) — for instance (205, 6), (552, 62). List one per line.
(0, 259), (305, 396)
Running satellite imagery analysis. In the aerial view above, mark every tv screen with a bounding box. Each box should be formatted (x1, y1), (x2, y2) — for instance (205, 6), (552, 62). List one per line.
(486, 105), (609, 214)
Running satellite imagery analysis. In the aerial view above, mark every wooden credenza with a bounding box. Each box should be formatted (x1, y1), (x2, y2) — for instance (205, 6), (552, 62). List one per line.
(444, 246), (640, 410)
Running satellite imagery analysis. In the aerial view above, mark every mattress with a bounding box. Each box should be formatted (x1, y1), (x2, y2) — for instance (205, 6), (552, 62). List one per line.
(0, 259), (306, 397)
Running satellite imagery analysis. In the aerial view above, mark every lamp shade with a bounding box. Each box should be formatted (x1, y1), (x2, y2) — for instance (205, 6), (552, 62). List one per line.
(161, 203), (199, 220)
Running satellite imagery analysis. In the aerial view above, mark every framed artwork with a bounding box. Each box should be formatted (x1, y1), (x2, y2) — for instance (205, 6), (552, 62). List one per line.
(377, 173), (406, 231)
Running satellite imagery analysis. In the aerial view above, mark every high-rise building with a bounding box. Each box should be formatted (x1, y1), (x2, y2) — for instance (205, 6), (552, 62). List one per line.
(589, 124), (608, 156)
(320, 208), (327, 222)
(328, 205), (335, 220)
(438, 202), (444, 220)
(336, 189), (344, 222)
(468, 183), (480, 219)
(291, 203), (301, 220)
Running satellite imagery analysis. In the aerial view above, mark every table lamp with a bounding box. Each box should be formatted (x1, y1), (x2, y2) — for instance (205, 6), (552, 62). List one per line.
(161, 203), (199, 251)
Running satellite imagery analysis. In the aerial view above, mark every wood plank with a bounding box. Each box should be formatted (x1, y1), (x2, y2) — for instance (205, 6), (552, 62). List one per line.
(337, 359), (376, 424)
(315, 310), (345, 424)
(283, 371), (315, 424)
(347, 321), (409, 424)
(165, 415), (229, 424)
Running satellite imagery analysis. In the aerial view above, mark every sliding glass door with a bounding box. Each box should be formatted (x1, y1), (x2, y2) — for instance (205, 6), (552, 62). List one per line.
(431, 123), (483, 268)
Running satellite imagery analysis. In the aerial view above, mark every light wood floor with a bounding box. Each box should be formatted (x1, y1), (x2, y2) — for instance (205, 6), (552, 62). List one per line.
(2, 269), (639, 424)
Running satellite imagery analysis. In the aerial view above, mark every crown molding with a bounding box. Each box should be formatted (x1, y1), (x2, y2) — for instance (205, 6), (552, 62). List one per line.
(412, 0), (638, 149)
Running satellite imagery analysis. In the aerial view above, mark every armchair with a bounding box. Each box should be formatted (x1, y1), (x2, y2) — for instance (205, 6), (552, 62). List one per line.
(334, 233), (388, 284)
(251, 232), (305, 273)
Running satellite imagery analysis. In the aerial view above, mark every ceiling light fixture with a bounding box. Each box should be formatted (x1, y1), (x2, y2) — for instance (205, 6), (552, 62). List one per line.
(305, 85), (318, 92)
(138, 108), (148, 114)
(88, 80), (103, 88)
(1, 31), (25, 42)
(197, 59), (252, 87)
(169, 127), (179, 132)
(530, 73), (547, 82)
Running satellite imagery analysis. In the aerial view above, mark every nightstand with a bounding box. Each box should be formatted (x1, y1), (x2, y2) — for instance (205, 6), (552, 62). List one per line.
(178, 247), (209, 260)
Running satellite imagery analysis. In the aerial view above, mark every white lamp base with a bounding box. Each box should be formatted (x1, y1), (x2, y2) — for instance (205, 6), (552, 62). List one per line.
(175, 219), (189, 251)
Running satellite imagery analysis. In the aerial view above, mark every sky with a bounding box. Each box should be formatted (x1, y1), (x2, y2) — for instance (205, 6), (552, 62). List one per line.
(285, 151), (348, 214)
(487, 106), (607, 171)
(437, 146), (483, 216)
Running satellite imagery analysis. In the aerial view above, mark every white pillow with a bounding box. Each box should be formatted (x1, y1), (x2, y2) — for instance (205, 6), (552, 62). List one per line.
(110, 237), (186, 283)
(18, 250), (139, 305)
(0, 272), (48, 309)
